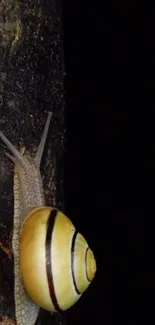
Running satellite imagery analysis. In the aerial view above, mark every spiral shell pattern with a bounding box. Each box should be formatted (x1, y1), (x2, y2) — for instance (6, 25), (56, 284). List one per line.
(19, 207), (96, 311)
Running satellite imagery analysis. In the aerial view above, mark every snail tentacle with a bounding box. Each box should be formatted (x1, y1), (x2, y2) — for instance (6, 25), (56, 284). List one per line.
(34, 111), (52, 167)
(0, 111), (52, 169)
(5, 152), (17, 164)
(0, 130), (26, 168)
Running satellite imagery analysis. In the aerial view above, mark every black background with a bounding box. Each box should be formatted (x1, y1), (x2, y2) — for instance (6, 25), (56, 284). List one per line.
(63, 3), (154, 325)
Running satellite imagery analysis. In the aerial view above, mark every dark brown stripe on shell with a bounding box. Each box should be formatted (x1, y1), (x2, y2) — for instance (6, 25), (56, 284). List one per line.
(85, 247), (91, 282)
(46, 209), (61, 312)
(71, 231), (81, 295)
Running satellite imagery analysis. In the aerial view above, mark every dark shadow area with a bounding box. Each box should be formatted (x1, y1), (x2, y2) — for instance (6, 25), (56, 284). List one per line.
(63, 2), (155, 325)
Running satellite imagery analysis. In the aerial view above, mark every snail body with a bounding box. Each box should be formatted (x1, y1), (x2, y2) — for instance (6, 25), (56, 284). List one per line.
(0, 112), (96, 325)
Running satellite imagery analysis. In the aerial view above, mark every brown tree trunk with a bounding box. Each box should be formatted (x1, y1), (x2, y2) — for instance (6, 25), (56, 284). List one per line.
(0, 1), (65, 324)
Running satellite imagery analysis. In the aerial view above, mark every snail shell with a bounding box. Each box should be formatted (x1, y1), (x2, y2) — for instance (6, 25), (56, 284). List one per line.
(20, 206), (96, 312)
(0, 112), (96, 325)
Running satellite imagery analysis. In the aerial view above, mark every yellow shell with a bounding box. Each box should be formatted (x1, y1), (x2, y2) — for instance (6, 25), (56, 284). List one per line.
(19, 207), (96, 312)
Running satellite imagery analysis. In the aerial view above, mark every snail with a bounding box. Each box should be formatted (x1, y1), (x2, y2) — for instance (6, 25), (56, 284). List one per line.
(0, 112), (97, 325)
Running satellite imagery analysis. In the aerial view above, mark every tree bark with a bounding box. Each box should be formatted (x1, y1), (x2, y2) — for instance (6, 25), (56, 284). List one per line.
(0, 1), (65, 324)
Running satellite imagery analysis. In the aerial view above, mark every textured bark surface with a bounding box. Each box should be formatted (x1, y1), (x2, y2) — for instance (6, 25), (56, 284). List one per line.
(0, 0), (65, 324)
